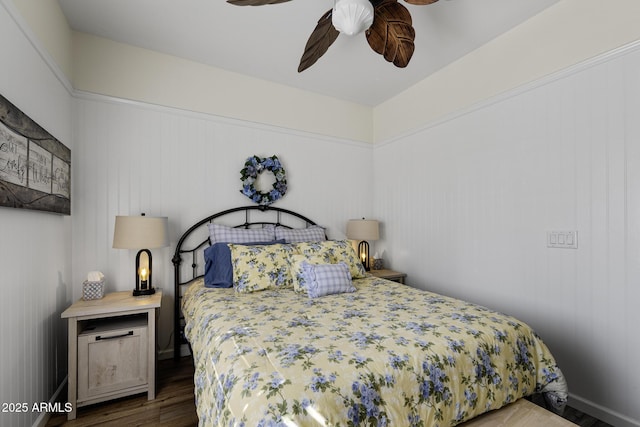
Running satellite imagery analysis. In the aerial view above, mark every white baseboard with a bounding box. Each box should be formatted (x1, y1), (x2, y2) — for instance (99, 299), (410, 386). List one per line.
(569, 393), (640, 427)
(32, 376), (68, 427)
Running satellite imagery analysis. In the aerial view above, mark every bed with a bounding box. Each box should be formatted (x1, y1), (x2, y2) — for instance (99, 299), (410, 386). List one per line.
(173, 206), (567, 426)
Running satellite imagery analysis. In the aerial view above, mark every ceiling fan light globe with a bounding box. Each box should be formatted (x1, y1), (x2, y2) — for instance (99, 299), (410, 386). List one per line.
(332, 0), (374, 36)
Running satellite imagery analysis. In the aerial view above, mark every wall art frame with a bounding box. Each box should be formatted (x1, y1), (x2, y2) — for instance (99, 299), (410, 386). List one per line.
(0, 94), (70, 215)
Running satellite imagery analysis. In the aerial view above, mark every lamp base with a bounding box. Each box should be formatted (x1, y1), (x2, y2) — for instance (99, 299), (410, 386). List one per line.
(357, 240), (370, 271)
(133, 288), (156, 296)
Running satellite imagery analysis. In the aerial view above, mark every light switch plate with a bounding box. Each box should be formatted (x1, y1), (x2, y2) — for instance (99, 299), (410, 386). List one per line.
(547, 231), (578, 249)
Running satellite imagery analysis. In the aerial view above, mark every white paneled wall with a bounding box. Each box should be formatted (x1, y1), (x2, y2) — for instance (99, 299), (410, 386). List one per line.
(71, 95), (373, 358)
(0, 2), (72, 427)
(373, 46), (640, 426)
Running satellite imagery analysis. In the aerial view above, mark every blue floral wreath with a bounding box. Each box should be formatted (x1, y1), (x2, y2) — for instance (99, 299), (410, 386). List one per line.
(240, 155), (287, 206)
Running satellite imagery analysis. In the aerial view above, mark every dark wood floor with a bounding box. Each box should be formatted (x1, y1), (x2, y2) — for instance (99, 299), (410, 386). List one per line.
(46, 358), (198, 427)
(47, 357), (612, 427)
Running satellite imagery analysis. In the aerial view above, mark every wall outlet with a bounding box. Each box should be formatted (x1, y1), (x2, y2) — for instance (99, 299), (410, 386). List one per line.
(547, 231), (578, 249)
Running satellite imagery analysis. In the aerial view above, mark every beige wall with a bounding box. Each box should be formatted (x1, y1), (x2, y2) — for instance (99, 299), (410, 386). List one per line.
(7, 1), (370, 146)
(11, 0), (372, 143)
(374, 0), (640, 142)
(11, 0), (73, 79)
(71, 32), (373, 143)
(10, 0), (640, 143)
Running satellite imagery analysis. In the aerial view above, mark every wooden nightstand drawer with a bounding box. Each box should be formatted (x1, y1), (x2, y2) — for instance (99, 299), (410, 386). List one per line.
(78, 317), (148, 402)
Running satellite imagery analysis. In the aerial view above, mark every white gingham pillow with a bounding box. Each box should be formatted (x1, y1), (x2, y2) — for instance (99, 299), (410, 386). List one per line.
(300, 261), (355, 298)
(275, 225), (326, 243)
(208, 223), (275, 244)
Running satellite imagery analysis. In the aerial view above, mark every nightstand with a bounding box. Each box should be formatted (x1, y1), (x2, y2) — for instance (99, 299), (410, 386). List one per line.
(61, 290), (162, 420)
(369, 269), (407, 284)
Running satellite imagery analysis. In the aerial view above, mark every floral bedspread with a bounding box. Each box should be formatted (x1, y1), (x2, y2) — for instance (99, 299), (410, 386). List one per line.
(183, 276), (567, 427)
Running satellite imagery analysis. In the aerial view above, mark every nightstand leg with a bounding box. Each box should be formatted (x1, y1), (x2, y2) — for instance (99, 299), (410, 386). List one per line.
(67, 318), (77, 420)
(147, 308), (156, 400)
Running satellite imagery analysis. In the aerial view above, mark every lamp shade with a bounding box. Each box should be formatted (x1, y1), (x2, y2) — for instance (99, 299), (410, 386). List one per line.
(346, 219), (379, 241)
(332, 0), (374, 36)
(113, 215), (169, 249)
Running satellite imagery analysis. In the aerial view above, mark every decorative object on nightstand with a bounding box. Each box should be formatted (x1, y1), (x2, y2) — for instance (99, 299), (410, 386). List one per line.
(346, 218), (379, 271)
(82, 271), (105, 300)
(113, 214), (169, 296)
(369, 269), (407, 284)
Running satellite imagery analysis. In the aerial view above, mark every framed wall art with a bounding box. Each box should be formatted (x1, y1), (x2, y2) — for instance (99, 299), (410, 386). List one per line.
(0, 94), (70, 215)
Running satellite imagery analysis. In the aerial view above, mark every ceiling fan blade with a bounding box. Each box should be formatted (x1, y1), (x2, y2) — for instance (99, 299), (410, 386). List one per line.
(227, 0), (292, 5)
(366, 0), (415, 68)
(298, 10), (340, 72)
(403, 0), (438, 5)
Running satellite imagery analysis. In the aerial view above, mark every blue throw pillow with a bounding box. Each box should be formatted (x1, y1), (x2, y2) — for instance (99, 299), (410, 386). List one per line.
(204, 240), (285, 288)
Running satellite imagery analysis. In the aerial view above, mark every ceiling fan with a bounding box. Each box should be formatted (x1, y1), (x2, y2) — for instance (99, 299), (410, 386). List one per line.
(227, 0), (439, 72)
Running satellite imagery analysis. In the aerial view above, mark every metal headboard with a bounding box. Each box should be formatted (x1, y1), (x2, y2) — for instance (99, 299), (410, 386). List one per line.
(172, 205), (319, 359)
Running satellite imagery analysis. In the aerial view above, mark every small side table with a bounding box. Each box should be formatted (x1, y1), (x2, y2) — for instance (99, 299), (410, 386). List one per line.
(369, 269), (407, 284)
(61, 290), (162, 420)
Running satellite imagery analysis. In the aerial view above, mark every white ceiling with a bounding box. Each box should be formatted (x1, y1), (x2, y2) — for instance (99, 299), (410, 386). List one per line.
(57, 0), (560, 106)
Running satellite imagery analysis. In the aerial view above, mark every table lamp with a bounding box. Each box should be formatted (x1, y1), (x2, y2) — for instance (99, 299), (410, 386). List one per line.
(346, 218), (379, 271)
(113, 213), (169, 296)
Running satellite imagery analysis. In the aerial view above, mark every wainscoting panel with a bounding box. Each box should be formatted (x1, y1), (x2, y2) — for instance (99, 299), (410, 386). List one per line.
(71, 94), (373, 358)
(373, 45), (640, 426)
